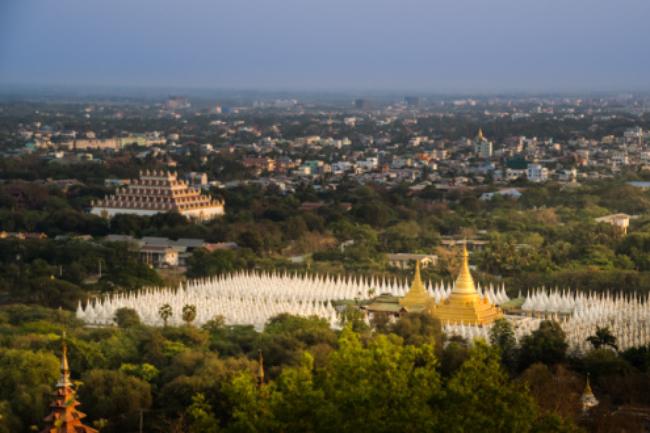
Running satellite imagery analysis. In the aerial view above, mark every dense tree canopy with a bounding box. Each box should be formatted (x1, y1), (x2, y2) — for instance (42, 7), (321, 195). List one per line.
(0, 304), (648, 433)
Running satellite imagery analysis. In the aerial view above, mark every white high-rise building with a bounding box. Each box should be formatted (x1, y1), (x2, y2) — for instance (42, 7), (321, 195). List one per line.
(527, 163), (548, 183)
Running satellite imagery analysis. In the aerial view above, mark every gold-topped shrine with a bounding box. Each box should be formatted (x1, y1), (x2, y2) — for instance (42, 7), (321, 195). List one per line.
(427, 244), (502, 325)
(399, 260), (432, 312)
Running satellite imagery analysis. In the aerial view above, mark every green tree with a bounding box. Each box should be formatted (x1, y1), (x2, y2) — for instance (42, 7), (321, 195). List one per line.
(113, 307), (141, 328)
(439, 337), (471, 377)
(159, 304), (173, 327)
(489, 318), (518, 372)
(79, 369), (152, 433)
(185, 393), (220, 433)
(442, 342), (537, 433)
(0, 349), (59, 430)
(388, 312), (442, 347)
(186, 250), (243, 278)
(582, 349), (631, 379)
(586, 326), (618, 351)
(226, 326), (443, 433)
(0, 400), (20, 433)
(531, 414), (583, 433)
(519, 321), (568, 370)
(182, 305), (197, 326)
(338, 306), (369, 333)
(118, 363), (160, 382)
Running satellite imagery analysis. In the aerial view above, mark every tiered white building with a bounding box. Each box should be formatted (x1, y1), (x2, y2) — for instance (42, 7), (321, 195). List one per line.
(91, 170), (224, 222)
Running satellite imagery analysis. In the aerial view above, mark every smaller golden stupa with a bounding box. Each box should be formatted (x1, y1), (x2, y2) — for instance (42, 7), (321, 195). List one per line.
(580, 375), (599, 413)
(427, 243), (502, 325)
(399, 260), (433, 312)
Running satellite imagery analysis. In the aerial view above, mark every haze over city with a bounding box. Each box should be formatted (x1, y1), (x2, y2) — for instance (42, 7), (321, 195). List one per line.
(1, 0), (650, 92)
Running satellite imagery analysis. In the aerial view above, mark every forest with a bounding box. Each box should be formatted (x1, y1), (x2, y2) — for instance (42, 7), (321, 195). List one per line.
(1, 304), (648, 433)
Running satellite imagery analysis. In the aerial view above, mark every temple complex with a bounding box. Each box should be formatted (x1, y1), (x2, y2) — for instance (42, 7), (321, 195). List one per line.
(91, 170), (224, 222)
(427, 244), (503, 325)
(364, 244), (502, 325)
(41, 335), (98, 433)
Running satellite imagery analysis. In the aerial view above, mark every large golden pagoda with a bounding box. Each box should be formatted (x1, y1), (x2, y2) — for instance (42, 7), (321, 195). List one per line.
(427, 244), (502, 325)
(399, 260), (433, 312)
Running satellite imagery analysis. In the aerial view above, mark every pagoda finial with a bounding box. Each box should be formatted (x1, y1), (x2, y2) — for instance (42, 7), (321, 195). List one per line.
(256, 350), (265, 387)
(453, 241), (477, 295)
(399, 259), (431, 310)
(580, 373), (599, 413)
(477, 128), (484, 141)
(57, 332), (72, 388)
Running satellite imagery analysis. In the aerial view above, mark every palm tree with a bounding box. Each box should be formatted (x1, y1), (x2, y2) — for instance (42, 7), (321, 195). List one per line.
(182, 304), (197, 326)
(586, 326), (618, 351)
(159, 304), (173, 327)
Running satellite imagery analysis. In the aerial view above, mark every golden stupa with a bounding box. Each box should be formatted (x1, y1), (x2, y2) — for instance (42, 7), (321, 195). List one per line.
(399, 260), (433, 312)
(427, 244), (503, 325)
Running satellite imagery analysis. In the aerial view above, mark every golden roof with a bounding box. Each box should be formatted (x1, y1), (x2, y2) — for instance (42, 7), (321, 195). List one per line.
(399, 260), (432, 311)
(429, 243), (503, 326)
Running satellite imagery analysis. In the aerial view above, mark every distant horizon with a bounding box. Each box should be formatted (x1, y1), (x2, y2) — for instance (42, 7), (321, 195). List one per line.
(1, 81), (649, 100)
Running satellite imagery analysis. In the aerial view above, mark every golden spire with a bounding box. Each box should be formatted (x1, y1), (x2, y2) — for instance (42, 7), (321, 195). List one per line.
(57, 332), (72, 388)
(399, 260), (431, 310)
(477, 128), (484, 141)
(580, 373), (599, 412)
(584, 374), (593, 395)
(412, 259), (424, 292)
(453, 243), (477, 295)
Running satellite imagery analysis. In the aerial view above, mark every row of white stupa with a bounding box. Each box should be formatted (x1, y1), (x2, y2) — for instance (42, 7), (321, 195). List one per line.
(76, 271), (509, 330)
(521, 288), (649, 314)
(444, 289), (650, 353)
(76, 271), (650, 353)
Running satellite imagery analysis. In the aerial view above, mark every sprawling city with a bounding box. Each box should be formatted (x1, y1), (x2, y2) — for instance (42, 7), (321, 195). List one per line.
(1, 1), (649, 432)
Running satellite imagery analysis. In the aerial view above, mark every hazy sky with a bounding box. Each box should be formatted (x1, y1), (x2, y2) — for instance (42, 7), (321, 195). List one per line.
(1, 0), (649, 92)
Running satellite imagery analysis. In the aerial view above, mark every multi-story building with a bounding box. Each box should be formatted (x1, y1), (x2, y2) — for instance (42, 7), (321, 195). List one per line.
(527, 163), (548, 182)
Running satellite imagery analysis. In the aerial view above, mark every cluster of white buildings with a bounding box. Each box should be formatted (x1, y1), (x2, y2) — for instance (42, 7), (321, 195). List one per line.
(75, 271), (650, 354)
